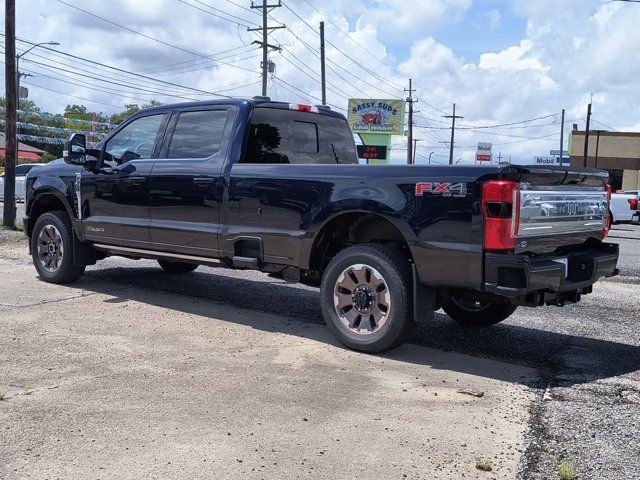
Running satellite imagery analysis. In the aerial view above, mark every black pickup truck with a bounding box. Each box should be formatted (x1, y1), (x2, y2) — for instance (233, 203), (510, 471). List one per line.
(24, 97), (619, 352)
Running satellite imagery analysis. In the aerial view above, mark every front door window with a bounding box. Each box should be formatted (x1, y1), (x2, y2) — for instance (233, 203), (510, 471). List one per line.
(102, 114), (165, 168)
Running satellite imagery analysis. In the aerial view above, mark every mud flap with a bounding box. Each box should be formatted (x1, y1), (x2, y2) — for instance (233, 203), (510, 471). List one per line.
(412, 264), (435, 323)
(72, 229), (97, 266)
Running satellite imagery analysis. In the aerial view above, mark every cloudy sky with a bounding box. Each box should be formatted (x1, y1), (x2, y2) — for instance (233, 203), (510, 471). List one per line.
(3, 0), (640, 163)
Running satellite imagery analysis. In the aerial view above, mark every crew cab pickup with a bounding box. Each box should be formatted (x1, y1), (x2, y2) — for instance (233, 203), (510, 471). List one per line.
(23, 97), (619, 352)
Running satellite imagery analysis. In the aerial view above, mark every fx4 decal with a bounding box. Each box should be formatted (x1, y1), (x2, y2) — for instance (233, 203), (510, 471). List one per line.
(415, 182), (468, 198)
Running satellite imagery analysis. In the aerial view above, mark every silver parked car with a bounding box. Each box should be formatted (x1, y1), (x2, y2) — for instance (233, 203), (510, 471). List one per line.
(0, 163), (45, 202)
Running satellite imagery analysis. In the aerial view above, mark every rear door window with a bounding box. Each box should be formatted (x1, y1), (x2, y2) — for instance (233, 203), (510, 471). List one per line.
(166, 109), (229, 159)
(242, 107), (356, 164)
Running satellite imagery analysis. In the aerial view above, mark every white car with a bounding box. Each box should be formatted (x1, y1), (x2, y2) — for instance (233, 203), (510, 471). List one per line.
(610, 191), (639, 223)
(0, 163), (45, 202)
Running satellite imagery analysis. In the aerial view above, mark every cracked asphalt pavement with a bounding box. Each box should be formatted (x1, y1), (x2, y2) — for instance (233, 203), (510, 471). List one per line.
(0, 220), (639, 479)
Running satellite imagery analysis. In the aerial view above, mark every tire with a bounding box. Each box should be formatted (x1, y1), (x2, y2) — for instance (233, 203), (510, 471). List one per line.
(442, 295), (517, 327)
(320, 244), (415, 353)
(157, 260), (198, 274)
(31, 210), (85, 284)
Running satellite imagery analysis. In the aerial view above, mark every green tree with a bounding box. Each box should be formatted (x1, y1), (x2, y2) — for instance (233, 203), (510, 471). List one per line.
(142, 99), (162, 109)
(65, 104), (88, 114)
(108, 104), (141, 125)
(0, 97), (39, 112)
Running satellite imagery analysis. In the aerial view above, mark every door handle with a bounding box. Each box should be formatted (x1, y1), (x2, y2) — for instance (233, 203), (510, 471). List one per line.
(193, 177), (215, 187)
(125, 176), (145, 186)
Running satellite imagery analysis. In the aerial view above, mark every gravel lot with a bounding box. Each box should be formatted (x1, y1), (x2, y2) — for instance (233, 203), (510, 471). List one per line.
(1, 221), (639, 479)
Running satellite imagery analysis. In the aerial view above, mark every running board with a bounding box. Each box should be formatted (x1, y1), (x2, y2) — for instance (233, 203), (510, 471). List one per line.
(92, 243), (221, 265)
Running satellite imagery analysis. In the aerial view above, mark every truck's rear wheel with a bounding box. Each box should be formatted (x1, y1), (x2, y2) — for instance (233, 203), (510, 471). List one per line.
(157, 260), (199, 274)
(443, 295), (517, 327)
(31, 211), (85, 284)
(320, 244), (415, 353)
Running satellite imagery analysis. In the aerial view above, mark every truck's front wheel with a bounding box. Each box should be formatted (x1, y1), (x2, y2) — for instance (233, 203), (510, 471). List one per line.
(31, 211), (85, 284)
(443, 295), (517, 327)
(320, 244), (415, 353)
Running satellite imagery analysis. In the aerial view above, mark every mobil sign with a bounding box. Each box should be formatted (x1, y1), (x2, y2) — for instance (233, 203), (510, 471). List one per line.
(476, 142), (492, 162)
(535, 156), (556, 165)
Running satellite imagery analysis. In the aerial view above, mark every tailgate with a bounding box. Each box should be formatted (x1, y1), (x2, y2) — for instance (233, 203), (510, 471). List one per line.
(496, 165), (609, 254)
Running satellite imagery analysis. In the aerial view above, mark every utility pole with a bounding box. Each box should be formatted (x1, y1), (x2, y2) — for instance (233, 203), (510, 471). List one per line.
(559, 108), (565, 165)
(15, 67), (31, 105)
(249, 0), (285, 97)
(444, 103), (463, 165)
(593, 130), (606, 169)
(583, 102), (591, 167)
(412, 138), (422, 163)
(4, 0), (17, 229)
(320, 21), (326, 105)
(405, 79), (415, 165)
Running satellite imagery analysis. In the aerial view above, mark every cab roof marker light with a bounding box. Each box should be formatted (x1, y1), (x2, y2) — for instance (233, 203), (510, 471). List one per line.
(289, 104), (319, 113)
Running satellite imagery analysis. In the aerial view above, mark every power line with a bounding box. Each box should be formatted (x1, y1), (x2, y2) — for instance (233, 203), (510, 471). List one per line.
(20, 80), (128, 108)
(273, 76), (321, 103)
(12, 45), (206, 96)
(279, 2), (406, 98)
(175, 0), (259, 29)
(291, 0), (452, 111)
(148, 52), (261, 77)
(56, 0), (258, 74)
(18, 42), (258, 89)
(140, 44), (255, 74)
(279, 2), (452, 115)
(273, 76), (344, 111)
(22, 57), (217, 101)
(278, 27), (401, 99)
(277, 48), (355, 99)
(0, 58), (157, 102)
(300, 0), (406, 92)
(13, 38), (238, 98)
(591, 118), (617, 131)
(457, 114), (559, 130)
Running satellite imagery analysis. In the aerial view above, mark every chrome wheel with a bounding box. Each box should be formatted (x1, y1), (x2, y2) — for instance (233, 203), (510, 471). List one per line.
(37, 224), (64, 273)
(333, 263), (391, 335)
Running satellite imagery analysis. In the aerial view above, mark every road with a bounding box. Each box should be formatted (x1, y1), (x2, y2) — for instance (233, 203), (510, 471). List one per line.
(0, 223), (639, 479)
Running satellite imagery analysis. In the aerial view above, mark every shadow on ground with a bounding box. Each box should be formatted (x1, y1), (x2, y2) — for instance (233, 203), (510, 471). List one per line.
(64, 265), (640, 389)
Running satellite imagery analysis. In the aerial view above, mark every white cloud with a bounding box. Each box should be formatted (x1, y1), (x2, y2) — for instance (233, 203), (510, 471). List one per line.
(478, 40), (546, 73)
(2, 0), (640, 163)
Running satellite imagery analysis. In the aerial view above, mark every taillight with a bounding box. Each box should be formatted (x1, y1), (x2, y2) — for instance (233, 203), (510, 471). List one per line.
(289, 104), (319, 113)
(603, 184), (612, 239)
(482, 180), (518, 250)
(629, 198), (638, 210)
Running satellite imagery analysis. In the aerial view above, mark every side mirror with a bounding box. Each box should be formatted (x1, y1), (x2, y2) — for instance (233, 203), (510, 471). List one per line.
(63, 133), (87, 165)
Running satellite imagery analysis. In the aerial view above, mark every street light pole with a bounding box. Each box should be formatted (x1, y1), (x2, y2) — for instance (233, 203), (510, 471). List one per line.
(16, 41), (59, 104)
(428, 151), (434, 165)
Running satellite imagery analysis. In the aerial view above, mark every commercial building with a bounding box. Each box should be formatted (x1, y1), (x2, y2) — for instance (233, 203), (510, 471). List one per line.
(569, 127), (640, 191)
(0, 136), (45, 162)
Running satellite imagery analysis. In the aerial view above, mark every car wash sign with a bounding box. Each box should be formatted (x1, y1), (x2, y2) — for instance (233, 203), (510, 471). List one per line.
(347, 99), (405, 135)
